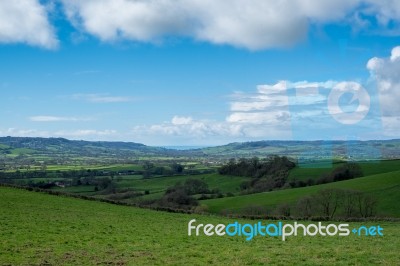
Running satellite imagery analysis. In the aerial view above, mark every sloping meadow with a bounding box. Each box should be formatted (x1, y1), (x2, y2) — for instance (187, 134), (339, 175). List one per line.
(0, 187), (399, 265)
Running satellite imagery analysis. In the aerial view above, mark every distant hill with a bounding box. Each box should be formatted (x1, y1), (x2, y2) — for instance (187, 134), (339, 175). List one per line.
(0, 137), (399, 163)
(0, 137), (202, 165)
(0, 136), (162, 155)
(0, 136), (146, 151)
(200, 139), (400, 160)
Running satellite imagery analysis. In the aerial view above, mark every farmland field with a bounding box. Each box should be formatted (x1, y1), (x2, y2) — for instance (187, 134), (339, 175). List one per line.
(204, 170), (400, 216)
(114, 173), (245, 194)
(1, 187), (399, 265)
(288, 159), (400, 181)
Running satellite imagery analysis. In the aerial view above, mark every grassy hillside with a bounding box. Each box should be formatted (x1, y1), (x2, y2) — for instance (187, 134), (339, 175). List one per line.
(288, 159), (400, 181)
(203, 170), (400, 217)
(1, 187), (399, 265)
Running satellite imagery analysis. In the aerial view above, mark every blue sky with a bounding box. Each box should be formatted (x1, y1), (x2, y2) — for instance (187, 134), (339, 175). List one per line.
(1, 0), (400, 145)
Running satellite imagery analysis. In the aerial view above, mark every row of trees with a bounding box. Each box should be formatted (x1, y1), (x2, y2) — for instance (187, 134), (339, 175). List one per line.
(316, 163), (363, 184)
(142, 162), (184, 178)
(219, 156), (296, 178)
(286, 163), (364, 189)
(282, 188), (378, 219)
(227, 189), (379, 219)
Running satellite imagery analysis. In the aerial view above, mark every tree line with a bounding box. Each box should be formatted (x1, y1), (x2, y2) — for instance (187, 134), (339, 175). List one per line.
(218, 156), (296, 193)
(233, 188), (379, 220)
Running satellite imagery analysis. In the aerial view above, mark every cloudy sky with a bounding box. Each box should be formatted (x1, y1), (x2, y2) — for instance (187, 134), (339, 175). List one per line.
(1, 0), (400, 145)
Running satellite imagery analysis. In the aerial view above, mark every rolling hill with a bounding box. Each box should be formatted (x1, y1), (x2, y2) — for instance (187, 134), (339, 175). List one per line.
(1, 137), (400, 162)
(203, 170), (400, 217)
(201, 139), (400, 160)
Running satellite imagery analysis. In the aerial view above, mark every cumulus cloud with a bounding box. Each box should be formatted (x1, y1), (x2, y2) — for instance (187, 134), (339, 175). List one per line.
(133, 117), (242, 138)
(0, 1), (399, 50)
(367, 45), (400, 135)
(367, 46), (400, 116)
(0, 0), (398, 50)
(58, 0), (400, 50)
(29, 115), (93, 122)
(60, 0), (400, 50)
(61, 0), (304, 50)
(0, 0), (58, 49)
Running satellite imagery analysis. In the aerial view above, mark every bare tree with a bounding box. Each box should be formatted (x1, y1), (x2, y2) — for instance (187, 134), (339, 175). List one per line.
(314, 188), (343, 219)
(296, 196), (313, 218)
(275, 203), (291, 217)
(342, 190), (360, 218)
(356, 193), (378, 218)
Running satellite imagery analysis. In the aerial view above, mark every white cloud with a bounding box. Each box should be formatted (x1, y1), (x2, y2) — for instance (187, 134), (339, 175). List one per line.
(61, 0), (400, 50)
(226, 111), (290, 125)
(135, 116), (242, 138)
(231, 81), (289, 112)
(231, 95), (289, 112)
(390, 46), (400, 61)
(366, 46), (400, 137)
(29, 116), (93, 122)
(367, 46), (400, 117)
(0, 1), (398, 50)
(0, 0), (58, 49)
(131, 114), (292, 145)
(289, 80), (337, 89)
(228, 80), (334, 127)
(72, 93), (133, 103)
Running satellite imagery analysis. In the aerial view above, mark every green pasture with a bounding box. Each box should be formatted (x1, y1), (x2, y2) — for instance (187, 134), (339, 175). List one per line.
(0, 187), (398, 265)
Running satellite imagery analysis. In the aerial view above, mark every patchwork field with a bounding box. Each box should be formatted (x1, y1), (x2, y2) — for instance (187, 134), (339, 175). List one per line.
(1, 187), (399, 265)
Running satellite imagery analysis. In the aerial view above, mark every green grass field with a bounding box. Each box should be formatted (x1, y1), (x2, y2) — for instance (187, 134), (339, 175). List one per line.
(117, 173), (245, 194)
(288, 159), (400, 181)
(0, 187), (399, 265)
(203, 170), (400, 216)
